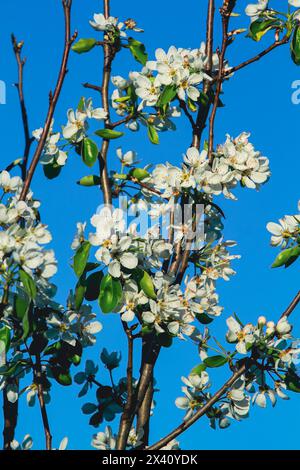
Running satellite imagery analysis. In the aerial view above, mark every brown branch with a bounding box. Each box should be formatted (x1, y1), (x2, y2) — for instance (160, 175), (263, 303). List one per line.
(19, 0), (77, 200)
(98, 0), (114, 206)
(110, 114), (134, 129)
(205, 0), (215, 77)
(136, 375), (153, 448)
(208, 0), (234, 163)
(149, 289), (300, 450)
(280, 291), (300, 319)
(148, 364), (247, 450)
(11, 35), (34, 181)
(191, 0), (215, 149)
(35, 355), (52, 450)
(116, 336), (160, 450)
(223, 35), (289, 79)
(82, 82), (102, 93)
(178, 99), (195, 129)
(116, 322), (134, 449)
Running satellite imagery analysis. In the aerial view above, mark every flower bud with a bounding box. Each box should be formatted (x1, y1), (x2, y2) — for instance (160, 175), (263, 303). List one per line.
(276, 317), (292, 335)
(258, 316), (267, 326)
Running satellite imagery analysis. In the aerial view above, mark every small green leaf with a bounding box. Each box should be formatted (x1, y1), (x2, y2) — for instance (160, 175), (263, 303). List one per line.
(285, 370), (300, 393)
(19, 270), (36, 299)
(291, 26), (300, 65)
(75, 277), (87, 310)
(129, 168), (150, 182)
(22, 301), (34, 340)
(85, 271), (103, 301)
(82, 138), (98, 168)
(249, 19), (279, 42)
(204, 355), (228, 368)
(52, 367), (72, 386)
(43, 162), (62, 180)
(157, 85), (177, 107)
(99, 274), (122, 313)
(147, 125), (159, 145)
(0, 326), (11, 353)
(132, 269), (156, 299)
(77, 175), (101, 187)
(14, 290), (30, 320)
(272, 246), (300, 268)
(73, 242), (91, 278)
(128, 37), (148, 65)
(196, 313), (213, 325)
(190, 363), (207, 376)
(72, 38), (97, 54)
(95, 129), (124, 140)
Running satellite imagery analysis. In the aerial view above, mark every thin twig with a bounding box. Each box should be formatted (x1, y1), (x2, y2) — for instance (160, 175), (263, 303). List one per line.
(208, 0), (234, 163)
(19, 0), (77, 200)
(11, 35), (34, 180)
(149, 289), (300, 449)
(224, 35), (289, 79)
(82, 82), (102, 93)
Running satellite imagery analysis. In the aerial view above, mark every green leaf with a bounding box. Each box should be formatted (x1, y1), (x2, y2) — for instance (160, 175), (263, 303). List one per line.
(72, 38), (97, 54)
(147, 125), (159, 145)
(204, 355), (228, 368)
(187, 98), (197, 112)
(129, 168), (150, 182)
(75, 277), (87, 310)
(73, 242), (91, 278)
(190, 363), (207, 376)
(85, 271), (103, 302)
(99, 274), (122, 314)
(157, 85), (177, 107)
(77, 175), (101, 186)
(95, 129), (124, 140)
(19, 269), (36, 299)
(249, 19), (279, 42)
(14, 290), (30, 320)
(196, 313), (213, 325)
(77, 96), (85, 112)
(285, 370), (300, 393)
(272, 246), (300, 268)
(22, 301), (34, 340)
(157, 332), (173, 348)
(132, 269), (156, 299)
(0, 326), (10, 353)
(43, 162), (62, 180)
(291, 26), (300, 65)
(82, 138), (98, 168)
(52, 366), (72, 386)
(128, 37), (148, 65)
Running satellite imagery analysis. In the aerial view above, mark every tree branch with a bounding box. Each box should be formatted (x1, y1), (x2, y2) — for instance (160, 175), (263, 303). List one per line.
(35, 354), (52, 450)
(98, 0), (114, 206)
(11, 35), (34, 181)
(19, 0), (76, 200)
(148, 289), (300, 450)
(208, 0), (234, 163)
(224, 35), (289, 79)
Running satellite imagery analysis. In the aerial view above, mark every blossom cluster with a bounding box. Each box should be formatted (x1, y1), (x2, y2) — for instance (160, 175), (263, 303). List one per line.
(32, 98), (107, 169)
(267, 201), (300, 248)
(151, 132), (270, 200)
(245, 0), (300, 23)
(175, 314), (300, 429)
(0, 171), (57, 283)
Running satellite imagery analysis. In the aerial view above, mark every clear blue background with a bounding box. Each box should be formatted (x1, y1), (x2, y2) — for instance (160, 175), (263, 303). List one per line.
(0, 0), (299, 450)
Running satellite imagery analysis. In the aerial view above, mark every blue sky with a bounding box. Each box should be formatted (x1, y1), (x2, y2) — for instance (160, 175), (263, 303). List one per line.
(0, 0), (300, 450)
